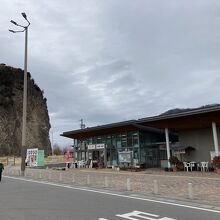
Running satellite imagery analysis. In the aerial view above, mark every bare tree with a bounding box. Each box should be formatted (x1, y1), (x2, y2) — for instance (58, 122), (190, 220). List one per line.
(53, 143), (62, 155)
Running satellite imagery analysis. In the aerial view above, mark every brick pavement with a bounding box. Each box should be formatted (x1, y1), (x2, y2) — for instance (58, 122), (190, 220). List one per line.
(4, 166), (220, 207)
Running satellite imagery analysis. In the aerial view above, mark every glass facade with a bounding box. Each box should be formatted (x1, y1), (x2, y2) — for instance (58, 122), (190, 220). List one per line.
(76, 130), (169, 168)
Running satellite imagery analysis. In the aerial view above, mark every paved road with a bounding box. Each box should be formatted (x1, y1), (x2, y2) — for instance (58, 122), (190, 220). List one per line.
(0, 176), (220, 220)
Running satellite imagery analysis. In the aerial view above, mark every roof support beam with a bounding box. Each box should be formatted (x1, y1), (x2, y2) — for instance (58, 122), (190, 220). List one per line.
(212, 122), (219, 156)
(165, 128), (171, 168)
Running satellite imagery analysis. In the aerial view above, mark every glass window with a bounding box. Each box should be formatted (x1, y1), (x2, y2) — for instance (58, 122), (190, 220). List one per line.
(106, 135), (111, 148)
(92, 137), (97, 144)
(116, 134), (121, 150)
(112, 135), (116, 149)
(88, 137), (92, 144)
(121, 133), (127, 148)
(97, 136), (102, 144)
(132, 132), (139, 148)
(88, 152), (92, 160)
(127, 132), (132, 148)
(133, 148), (139, 160)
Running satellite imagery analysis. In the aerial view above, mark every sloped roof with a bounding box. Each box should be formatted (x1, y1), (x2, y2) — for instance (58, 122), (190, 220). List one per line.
(61, 105), (220, 139)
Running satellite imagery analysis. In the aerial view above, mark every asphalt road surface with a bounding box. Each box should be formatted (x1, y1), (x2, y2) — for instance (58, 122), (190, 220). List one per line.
(0, 176), (220, 220)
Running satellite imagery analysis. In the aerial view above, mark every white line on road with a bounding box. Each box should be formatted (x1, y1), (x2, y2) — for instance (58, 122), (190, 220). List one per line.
(4, 176), (220, 214)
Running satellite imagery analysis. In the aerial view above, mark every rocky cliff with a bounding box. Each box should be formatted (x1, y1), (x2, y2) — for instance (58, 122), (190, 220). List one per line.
(0, 64), (51, 156)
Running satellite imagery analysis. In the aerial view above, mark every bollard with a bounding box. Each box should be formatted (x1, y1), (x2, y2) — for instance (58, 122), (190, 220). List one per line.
(87, 174), (91, 185)
(127, 178), (132, 191)
(59, 173), (62, 182)
(104, 176), (109, 188)
(39, 171), (42, 179)
(153, 180), (159, 195)
(188, 183), (193, 199)
(72, 174), (75, 184)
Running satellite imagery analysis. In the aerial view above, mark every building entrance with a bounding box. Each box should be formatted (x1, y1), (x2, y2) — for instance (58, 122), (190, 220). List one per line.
(88, 149), (106, 168)
(145, 146), (160, 168)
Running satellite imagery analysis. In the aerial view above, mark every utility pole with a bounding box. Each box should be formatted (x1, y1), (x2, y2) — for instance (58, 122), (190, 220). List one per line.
(51, 129), (54, 156)
(9, 13), (30, 176)
(80, 119), (86, 129)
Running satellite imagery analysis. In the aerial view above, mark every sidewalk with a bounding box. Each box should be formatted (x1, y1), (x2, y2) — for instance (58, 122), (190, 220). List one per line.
(4, 166), (220, 207)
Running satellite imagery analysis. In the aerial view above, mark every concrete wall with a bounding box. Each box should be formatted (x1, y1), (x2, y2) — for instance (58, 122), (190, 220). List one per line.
(0, 157), (21, 166)
(178, 127), (220, 162)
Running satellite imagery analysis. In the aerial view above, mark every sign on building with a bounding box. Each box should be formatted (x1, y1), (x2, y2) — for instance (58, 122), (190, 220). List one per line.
(96, 144), (105, 149)
(87, 144), (105, 150)
(88, 144), (96, 150)
(118, 151), (132, 163)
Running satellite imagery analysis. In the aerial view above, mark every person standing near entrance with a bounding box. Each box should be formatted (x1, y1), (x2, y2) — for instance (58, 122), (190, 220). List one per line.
(0, 163), (4, 182)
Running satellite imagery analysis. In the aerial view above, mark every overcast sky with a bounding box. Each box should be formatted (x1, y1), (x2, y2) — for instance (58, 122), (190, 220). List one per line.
(1, 0), (220, 147)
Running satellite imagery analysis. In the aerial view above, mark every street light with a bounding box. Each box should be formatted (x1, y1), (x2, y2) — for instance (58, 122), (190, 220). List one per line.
(9, 12), (30, 176)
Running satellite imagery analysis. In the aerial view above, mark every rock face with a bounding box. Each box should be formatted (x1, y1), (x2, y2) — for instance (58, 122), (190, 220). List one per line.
(0, 64), (51, 156)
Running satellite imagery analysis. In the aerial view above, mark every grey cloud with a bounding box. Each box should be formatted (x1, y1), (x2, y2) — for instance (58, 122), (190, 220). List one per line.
(1, 0), (220, 146)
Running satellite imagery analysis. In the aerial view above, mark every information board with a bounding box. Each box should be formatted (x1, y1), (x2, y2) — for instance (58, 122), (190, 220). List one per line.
(26, 148), (38, 167)
(118, 151), (132, 163)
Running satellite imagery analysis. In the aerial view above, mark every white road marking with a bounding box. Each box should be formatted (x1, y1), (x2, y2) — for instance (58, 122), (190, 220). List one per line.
(99, 210), (176, 220)
(116, 210), (158, 220)
(4, 176), (220, 214)
(116, 210), (176, 220)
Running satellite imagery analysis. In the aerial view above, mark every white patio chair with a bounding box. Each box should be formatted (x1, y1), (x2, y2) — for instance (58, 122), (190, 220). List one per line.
(183, 162), (190, 172)
(201, 162), (209, 172)
(189, 161), (196, 171)
(197, 162), (202, 171)
(77, 160), (85, 168)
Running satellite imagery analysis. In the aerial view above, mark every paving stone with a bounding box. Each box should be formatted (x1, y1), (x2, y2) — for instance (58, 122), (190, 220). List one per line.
(5, 166), (220, 206)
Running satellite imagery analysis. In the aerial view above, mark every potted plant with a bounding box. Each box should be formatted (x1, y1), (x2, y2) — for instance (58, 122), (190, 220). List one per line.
(213, 156), (220, 174)
(176, 161), (184, 171)
(169, 156), (179, 172)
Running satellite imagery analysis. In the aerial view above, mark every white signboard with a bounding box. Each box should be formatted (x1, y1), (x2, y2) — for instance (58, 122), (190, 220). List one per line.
(96, 144), (105, 149)
(88, 144), (96, 150)
(26, 148), (38, 167)
(87, 144), (105, 150)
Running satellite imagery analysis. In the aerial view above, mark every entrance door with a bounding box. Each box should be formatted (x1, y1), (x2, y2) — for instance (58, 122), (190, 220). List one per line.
(92, 151), (100, 161)
(92, 150), (105, 167)
(145, 146), (160, 168)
